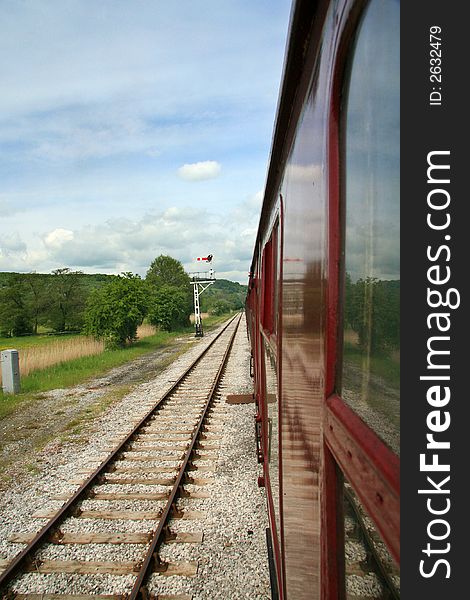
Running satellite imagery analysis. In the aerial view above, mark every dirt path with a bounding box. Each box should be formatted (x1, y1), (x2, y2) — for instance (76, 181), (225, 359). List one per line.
(0, 333), (197, 488)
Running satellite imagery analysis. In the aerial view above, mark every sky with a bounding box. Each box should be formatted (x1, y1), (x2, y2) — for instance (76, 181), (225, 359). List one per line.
(0, 0), (292, 284)
(345, 0), (400, 282)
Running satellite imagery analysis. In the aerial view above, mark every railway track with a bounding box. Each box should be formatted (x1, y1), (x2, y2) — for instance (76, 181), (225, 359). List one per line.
(0, 314), (242, 600)
(344, 484), (400, 600)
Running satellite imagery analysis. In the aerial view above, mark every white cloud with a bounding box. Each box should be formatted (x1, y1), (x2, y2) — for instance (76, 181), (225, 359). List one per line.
(0, 232), (39, 272)
(0, 2), (292, 283)
(44, 228), (74, 248)
(0, 197), (259, 282)
(0, 232), (27, 254)
(231, 189), (263, 225)
(0, 198), (12, 215)
(177, 161), (221, 181)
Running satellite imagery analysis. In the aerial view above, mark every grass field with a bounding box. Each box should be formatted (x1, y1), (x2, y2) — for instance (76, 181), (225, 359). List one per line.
(0, 333), (80, 351)
(0, 330), (175, 418)
(0, 313), (235, 418)
(343, 341), (400, 389)
(0, 324), (156, 385)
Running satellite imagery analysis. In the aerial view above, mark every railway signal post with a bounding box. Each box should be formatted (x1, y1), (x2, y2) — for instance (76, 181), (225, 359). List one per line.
(191, 254), (215, 337)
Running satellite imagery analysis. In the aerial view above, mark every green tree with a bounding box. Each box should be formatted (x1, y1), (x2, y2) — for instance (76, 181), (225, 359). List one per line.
(0, 274), (33, 337)
(209, 299), (231, 316)
(84, 273), (148, 348)
(345, 276), (400, 354)
(48, 268), (86, 331)
(146, 255), (190, 288)
(148, 285), (189, 331)
(146, 255), (192, 325)
(24, 273), (50, 334)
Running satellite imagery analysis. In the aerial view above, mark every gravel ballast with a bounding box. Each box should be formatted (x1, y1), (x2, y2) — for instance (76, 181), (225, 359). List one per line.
(0, 315), (271, 599)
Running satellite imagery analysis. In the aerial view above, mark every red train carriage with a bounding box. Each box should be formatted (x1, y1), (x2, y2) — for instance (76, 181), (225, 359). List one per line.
(246, 0), (400, 598)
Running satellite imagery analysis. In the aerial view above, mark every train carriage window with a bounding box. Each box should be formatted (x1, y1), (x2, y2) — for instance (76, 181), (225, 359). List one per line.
(340, 0), (400, 455)
(338, 1), (401, 591)
(264, 341), (280, 548)
(261, 222), (279, 336)
(260, 219), (281, 552)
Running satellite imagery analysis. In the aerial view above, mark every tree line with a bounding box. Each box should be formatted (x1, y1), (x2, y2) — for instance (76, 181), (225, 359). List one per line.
(0, 268), (99, 336)
(0, 255), (245, 348)
(0, 256), (192, 345)
(84, 255), (195, 348)
(344, 274), (400, 355)
(199, 278), (246, 316)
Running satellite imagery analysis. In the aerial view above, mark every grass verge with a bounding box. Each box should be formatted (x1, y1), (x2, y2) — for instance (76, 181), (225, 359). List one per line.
(199, 312), (239, 330)
(0, 331), (177, 418)
(0, 313), (236, 419)
(0, 333), (80, 351)
(343, 341), (400, 389)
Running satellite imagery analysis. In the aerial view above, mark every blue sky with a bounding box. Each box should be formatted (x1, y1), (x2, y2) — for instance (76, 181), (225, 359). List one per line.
(0, 0), (292, 283)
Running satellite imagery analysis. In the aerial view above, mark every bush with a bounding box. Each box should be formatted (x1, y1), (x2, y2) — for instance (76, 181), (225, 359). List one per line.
(209, 299), (231, 316)
(148, 285), (190, 331)
(84, 273), (148, 348)
(146, 255), (192, 330)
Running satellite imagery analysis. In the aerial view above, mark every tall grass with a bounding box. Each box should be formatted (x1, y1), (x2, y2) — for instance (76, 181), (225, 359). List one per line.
(0, 324), (156, 385)
(136, 323), (156, 339)
(0, 314), (233, 396)
(18, 338), (105, 379)
(0, 330), (172, 400)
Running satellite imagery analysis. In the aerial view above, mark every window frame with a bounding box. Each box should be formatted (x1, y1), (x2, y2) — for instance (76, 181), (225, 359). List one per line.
(323, 0), (400, 568)
(261, 220), (280, 342)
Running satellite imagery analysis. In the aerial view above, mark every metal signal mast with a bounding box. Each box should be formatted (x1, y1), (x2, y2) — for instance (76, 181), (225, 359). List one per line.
(190, 254), (215, 337)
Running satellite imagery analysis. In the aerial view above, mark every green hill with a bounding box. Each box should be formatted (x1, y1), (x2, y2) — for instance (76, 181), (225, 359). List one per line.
(199, 279), (247, 315)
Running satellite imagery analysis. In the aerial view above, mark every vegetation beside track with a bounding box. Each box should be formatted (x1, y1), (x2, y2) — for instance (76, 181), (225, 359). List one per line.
(0, 383), (135, 486)
(0, 312), (236, 418)
(0, 312), (237, 488)
(0, 332), (169, 418)
(343, 341), (400, 390)
(0, 333), (81, 351)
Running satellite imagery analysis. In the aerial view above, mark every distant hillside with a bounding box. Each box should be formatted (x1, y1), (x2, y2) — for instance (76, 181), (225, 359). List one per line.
(199, 279), (247, 314)
(0, 271), (113, 289)
(0, 272), (246, 298)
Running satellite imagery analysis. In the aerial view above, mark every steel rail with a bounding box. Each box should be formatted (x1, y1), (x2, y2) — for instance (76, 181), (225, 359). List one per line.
(130, 313), (241, 599)
(344, 486), (400, 600)
(0, 313), (240, 594)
